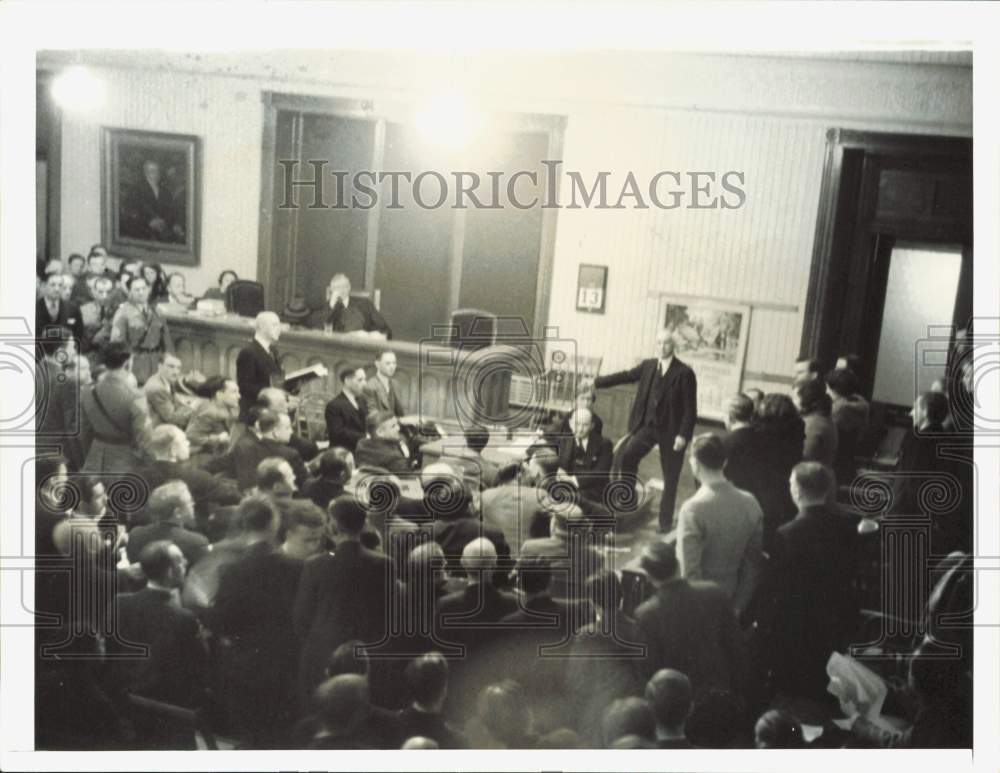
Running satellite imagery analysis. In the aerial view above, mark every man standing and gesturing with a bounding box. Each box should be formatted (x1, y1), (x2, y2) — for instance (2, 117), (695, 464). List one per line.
(588, 329), (697, 533)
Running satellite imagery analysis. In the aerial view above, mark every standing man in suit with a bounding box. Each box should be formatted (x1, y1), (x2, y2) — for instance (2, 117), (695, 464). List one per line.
(768, 462), (860, 698)
(557, 408), (613, 502)
(236, 311), (284, 420)
(325, 366), (369, 453)
(323, 273), (391, 338)
(36, 272), (84, 356)
(293, 497), (395, 709)
(364, 350), (405, 417)
(590, 329), (697, 532)
(632, 541), (747, 696)
(113, 540), (208, 708)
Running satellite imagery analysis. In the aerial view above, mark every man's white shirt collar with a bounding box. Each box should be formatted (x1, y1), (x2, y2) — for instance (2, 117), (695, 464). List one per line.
(659, 356), (674, 376)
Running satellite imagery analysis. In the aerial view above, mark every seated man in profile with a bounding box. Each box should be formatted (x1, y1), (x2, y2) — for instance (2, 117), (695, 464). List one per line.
(356, 411), (414, 474)
(319, 273), (391, 338)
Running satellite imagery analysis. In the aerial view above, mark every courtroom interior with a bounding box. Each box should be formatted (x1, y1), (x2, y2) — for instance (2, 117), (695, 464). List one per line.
(32, 49), (974, 751)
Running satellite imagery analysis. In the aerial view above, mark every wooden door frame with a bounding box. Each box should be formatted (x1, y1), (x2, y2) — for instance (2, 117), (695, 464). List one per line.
(800, 129), (972, 384)
(257, 91), (566, 340)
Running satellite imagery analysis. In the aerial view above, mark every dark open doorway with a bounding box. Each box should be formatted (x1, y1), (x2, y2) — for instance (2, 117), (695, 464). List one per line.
(800, 129), (972, 424)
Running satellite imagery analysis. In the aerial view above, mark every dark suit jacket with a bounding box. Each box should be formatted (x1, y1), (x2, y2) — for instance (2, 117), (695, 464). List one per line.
(293, 542), (395, 705)
(633, 578), (747, 695)
(236, 340), (284, 418)
(126, 521), (210, 566)
(207, 541), (305, 721)
(138, 459), (240, 520)
(322, 296), (392, 338)
(113, 587), (208, 707)
(364, 375), (405, 417)
(431, 516), (512, 576)
(204, 432), (308, 491)
(722, 425), (756, 491)
(36, 296), (84, 351)
(557, 428), (613, 499)
(356, 436), (412, 473)
(300, 476), (346, 510)
(325, 392), (368, 452)
(594, 357), (697, 440)
(769, 504), (859, 694)
(436, 581), (518, 654)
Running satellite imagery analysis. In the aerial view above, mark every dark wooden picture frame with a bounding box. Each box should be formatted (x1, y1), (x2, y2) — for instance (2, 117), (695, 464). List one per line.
(576, 263), (608, 314)
(101, 128), (201, 266)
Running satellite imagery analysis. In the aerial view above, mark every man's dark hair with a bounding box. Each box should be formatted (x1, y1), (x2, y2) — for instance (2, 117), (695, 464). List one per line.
(339, 366), (363, 383)
(256, 457), (291, 492)
(690, 433), (726, 471)
(791, 461), (834, 501)
(404, 651), (449, 706)
(495, 461), (521, 486)
(329, 496), (367, 536)
(728, 394), (755, 425)
(601, 697), (656, 746)
(640, 540), (678, 582)
(138, 540), (178, 584)
(754, 709), (804, 749)
(317, 450), (349, 482)
(124, 274), (147, 291)
(919, 391), (950, 426)
(477, 680), (530, 746)
(218, 269), (238, 286)
(313, 673), (369, 727)
(374, 349), (394, 362)
(516, 555), (552, 596)
(645, 669), (693, 728)
(256, 408), (284, 435)
(794, 377), (832, 417)
(201, 375), (229, 400)
(825, 367), (860, 398)
(464, 426), (490, 455)
(283, 499), (326, 532)
(67, 253), (85, 268)
(100, 341), (132, 370)
(585, 570), (622, 612)
(237, 494), (279, 533)
(326, 640), (369, 678)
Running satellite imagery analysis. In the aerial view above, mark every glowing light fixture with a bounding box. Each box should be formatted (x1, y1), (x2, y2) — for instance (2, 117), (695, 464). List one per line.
(51, 67), (106, 112)
(414, 91), (484, 149)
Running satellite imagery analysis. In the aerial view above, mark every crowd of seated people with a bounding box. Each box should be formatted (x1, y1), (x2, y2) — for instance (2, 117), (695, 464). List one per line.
(33, 273), (975, 752)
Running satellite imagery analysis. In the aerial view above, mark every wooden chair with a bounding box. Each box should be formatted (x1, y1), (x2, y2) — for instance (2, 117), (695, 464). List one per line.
(295, 390), (334, 442)
(225, 280), (265, 318)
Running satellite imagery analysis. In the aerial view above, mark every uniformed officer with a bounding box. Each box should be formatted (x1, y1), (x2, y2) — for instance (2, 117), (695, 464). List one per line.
(109, 274), (173, 385)
(80, 342), (153, 481)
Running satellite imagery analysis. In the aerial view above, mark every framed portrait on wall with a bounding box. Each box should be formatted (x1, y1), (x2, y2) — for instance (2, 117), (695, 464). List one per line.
(576, 263), (608, 313)
(101, 128), (201, 266)
(658, 295), (751, 421)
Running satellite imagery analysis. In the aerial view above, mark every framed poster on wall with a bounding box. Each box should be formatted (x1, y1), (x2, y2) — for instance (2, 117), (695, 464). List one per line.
(658, 295), (751, 421)
(576, 264), (608, 314)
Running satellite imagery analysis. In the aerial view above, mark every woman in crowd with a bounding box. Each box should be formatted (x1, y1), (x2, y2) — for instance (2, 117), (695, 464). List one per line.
(826, 367), (869, 485)
(794, 377), (839, 469)
(202, 269), (238, 306)
(142, 262), (169, 304)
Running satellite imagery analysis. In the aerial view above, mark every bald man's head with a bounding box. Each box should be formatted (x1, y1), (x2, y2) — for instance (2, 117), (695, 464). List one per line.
(255, 311), (282, 343)
(461, 538), (497, 574)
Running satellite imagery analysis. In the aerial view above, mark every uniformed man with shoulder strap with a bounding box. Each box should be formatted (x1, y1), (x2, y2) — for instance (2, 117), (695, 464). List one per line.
(110, 274), (173, 386)
(80, 342), (154, 481)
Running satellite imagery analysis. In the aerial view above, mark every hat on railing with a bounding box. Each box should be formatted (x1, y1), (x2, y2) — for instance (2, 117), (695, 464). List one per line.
(282, 295), (312, 325)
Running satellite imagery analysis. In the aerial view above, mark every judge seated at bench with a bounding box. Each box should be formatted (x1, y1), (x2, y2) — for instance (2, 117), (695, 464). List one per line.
(316, 273), (391, 339)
